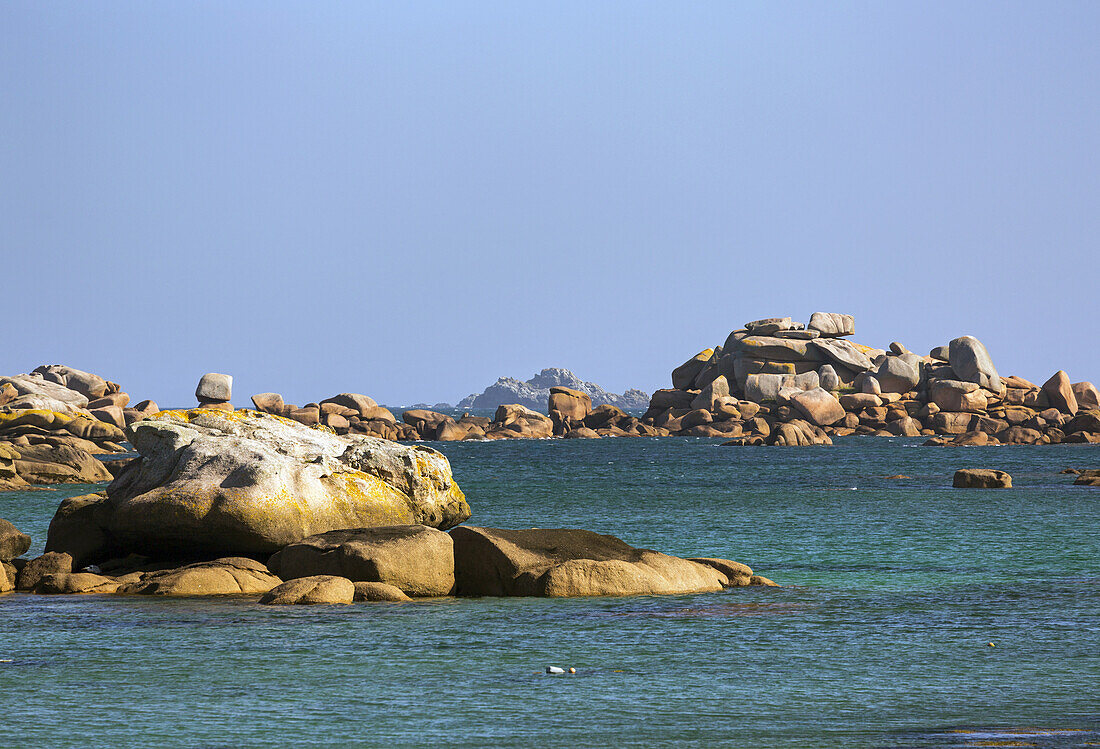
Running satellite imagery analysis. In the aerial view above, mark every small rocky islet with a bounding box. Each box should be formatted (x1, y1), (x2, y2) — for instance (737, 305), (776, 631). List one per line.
(2, 312), (1097, 605)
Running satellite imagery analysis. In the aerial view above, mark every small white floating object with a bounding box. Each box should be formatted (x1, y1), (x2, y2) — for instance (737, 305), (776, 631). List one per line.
(545, 666), (565, 674)
(568, 667), (576, 674)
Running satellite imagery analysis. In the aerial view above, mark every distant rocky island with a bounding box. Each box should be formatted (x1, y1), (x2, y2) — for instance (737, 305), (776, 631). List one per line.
(456, 368), (649, 411)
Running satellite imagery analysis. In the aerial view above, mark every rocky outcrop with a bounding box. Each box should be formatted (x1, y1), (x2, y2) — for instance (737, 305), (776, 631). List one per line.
(647, 314), (1098, 446)
(953, 469), (1012, 488)
(49, 409), (469, 562)
(450, 526), (768, 597)
(0, 519), (31, 561)
(268, 525), (454, 597)
(260, 575), (355, 605)
(457, 368), (649, 411)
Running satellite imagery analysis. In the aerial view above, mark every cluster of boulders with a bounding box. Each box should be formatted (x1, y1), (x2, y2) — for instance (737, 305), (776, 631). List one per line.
(1, 365), (157, 489)
(1, 408), (773, 603)
(643, 314), (1100, 446)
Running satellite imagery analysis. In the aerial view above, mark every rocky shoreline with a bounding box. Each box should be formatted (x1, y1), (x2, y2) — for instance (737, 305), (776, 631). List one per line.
(1, 407), (774, 604)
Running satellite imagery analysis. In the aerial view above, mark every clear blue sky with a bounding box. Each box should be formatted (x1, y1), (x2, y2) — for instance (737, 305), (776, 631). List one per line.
(3, 2), (1097, 407)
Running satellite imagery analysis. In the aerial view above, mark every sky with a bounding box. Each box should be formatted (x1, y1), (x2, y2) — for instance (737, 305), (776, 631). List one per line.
(2, 2), (1098, 407)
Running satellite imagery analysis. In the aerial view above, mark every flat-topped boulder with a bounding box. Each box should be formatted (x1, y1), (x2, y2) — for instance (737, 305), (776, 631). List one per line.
(87, 409), (469, 560)
(121, 557), (281, 596)
(450, 526), (733, 597)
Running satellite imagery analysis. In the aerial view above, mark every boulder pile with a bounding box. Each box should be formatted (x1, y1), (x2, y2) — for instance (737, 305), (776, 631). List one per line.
(644, 314), (1100, 446)
(1, 365), (148, 488)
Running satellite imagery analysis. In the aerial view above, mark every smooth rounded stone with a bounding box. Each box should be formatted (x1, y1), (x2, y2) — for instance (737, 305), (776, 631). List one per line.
(320, 393), (378, 417)
(648, 389), (695, 411)
(259, 575), (355, 605)
(1065, 410), (1100, 434)
(33, 365), (110, 400)
(11, 441), (113, 484)
(548, 387), (592, 421)
(930, 411), (977, 435)
(737, 401), (761, 420)
(436, 421), (471, 442)
(250, 393), (285, 414)
(679, 409), (713, 430)
(0, 518), (31, 561)
(808, 338), (873, 372)
(402, 409), (453, 437)
(953, 469), (1012, 489)
(1042, 371), (1078, 415)
(787, 388), (845, 427)
(887, 417), (923, 437)
(929, 345), (950, 362)
(288, 406), (320, 426)
(354, 581), (411, 602)
(491, 405), (554, 439)
(929, 380), (988, 413)
(89, 405), (126, 429)
(322, 413), (350, 432)
(122, 558), (281, 596)
(818, 365), (840, 392)
(32, 572), (120, 595)
(15, 551), (73, 590)
(744, 317), (794, 336)
(688, 557), (753, 584)
(87, 393), (130, 410)
(101, 409), (469, 559)
(737, 336), (823, 363)
(744, 371), (819, 404)
(950, 431), (994, 446)
(131, 399), (160, 416)
(0, 374), (90, 411)
(948, 336), (1001, 391)
(997, 425), (1044, 445)
(807, 312), (855, 337)
(563, 427), (600, 439)
(712, 400), (742, 422)
(450, 526), (728, 597)
(768, 420), (832, 446)
(1071, 382), (1099, 411)
(690, 358), (722, 391)
(722, 329), (750, 353)
(671, 349), (714, 390)
(887, 342), (910, 356)
(875, 354), (922, 394)
(268, 525), (454, 597)
(690, 376), (730, 411)
(750, 575), (779, 587)
(45, 493), (114, 568)
(195, 373), (232, 403)
(839, 393), (882, 411)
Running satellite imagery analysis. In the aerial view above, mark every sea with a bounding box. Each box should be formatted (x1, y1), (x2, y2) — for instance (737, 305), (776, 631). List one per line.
(1, 436), (1098, 748)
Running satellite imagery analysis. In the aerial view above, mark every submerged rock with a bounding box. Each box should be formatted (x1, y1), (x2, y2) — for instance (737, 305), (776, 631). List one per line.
(94, 409), (470, 559)
(952, 469), (1012, 488)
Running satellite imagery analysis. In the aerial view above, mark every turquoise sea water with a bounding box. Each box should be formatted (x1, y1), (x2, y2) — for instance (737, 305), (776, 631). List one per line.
(2, 437), (1098, 748)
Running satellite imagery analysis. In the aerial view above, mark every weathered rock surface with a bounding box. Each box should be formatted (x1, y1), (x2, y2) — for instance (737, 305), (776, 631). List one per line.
(122, 557), (281, 596)
(1042, 371), (1078, 415)
(548, 387), (592, 422)
(95, 409), (469, 559)
(354, 581), (411, 601)
(949, 337), (1001, 391)
(450, 526), (731, 597)
(807, 312), (855, 337)
(260, 575), (355, 605)
(788, 388), (845, 427)
(268, 525), (454, 597)
(16, 551), (73, 591)
(196, 373), (232, 403)
(0, 518), (31, 561)
(953, 469), (1012, 488)
(10, 441), (112, 484)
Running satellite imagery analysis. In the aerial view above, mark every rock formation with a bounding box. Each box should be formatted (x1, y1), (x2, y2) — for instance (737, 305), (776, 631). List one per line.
(645, 313), (1099, 446)
(457, 368), (649, 411)
(47, 408), (470, 562)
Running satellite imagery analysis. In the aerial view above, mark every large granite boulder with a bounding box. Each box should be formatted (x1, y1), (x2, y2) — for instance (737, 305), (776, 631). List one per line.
(10, 440), (113, 484)
(1042, 371), (1078, 415)
(737, 337), (823, 363)
(808, 339), (873, 371)
(268, 525), (454, 597)
(672, 350), (714, 390)
(0, 518), (31, 561)
(929, 380), (988, 413)
(97, 409), (469, 559)
(0, 374), (90, 412)
(121, 558), (281, 596)
(450, 526), (728, 597)
(953, 469), (1012, 488)
(547, 387), (592, 422)
(788, 388), (845, 426)
(195, 373), (232, 403)
(32, 365), (111, 400)
(874, 354), (922, 394)
(744, 371), (819, 403)
(260, 575), (355, 605)
(948, 336), (1001, 391)
(807, 312), (855, 337)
